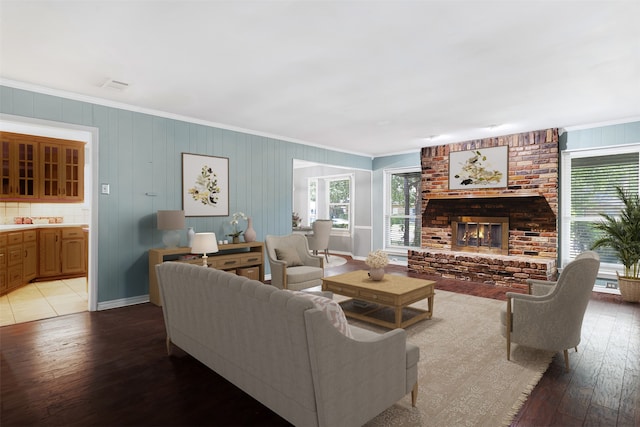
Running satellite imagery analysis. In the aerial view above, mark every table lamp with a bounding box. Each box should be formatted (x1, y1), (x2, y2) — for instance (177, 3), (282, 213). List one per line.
(191, 232), (219, 267)
(157, 210), (185, 247)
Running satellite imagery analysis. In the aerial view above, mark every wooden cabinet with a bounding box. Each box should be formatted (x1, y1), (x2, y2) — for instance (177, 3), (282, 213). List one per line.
(1, 226), (88, 295)
(61, 228), (85, 274)
(0, 234), (7, 294)
(0, 133), (38, 200)
(23, 230), (37, 282)
(39, 228), (61, 277)
(0, 131), (84, 203)
(38, 227), (87, 278)
(7, 232), (23, 290)
(1, 230), (37, 293)
(148, 242), (265, 306)
(40, 141), (84, 201)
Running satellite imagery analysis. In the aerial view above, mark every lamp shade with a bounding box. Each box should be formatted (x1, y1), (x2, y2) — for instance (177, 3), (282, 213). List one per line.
(157, 210), (185, 230)
(191, 232), (219, 255)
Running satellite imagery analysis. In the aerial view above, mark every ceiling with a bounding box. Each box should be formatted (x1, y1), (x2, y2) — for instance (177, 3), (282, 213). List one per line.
(1, 1), (639, 157)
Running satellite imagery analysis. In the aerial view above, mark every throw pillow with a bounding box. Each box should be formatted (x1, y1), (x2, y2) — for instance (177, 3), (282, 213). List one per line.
(274, 247), (303, 267)
(291, 291), (354, 338)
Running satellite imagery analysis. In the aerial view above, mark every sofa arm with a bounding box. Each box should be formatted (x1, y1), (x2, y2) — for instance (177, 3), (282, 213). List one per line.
(526, 278), (557, 296)
(304, 310), (412, 427)
(269, 259), (287, 289)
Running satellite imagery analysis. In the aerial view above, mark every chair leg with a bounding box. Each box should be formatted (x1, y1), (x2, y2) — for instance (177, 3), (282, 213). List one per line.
(411, 382), (418, 407)
(324, 249), (329, 262)
(563, 349), (570, 371)
(506, 297), (512, 361)
(166, 336), (174, 356)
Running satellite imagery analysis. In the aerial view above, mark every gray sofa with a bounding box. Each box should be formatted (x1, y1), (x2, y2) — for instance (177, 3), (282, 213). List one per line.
(156, 262), (419, 427)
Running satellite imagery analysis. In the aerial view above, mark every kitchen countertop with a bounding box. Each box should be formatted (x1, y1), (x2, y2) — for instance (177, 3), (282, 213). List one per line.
(0, 223), (89, 231)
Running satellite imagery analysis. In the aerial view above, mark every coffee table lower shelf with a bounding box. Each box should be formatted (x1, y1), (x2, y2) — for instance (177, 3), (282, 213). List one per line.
(339, 299), (432, 329)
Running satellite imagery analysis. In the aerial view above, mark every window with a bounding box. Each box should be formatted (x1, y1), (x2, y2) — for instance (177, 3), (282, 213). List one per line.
(307, 178), (317, 225)
(561, 145), (640, 283)
(328, 177), (350, 230)
(303, 175), (352, 231)
(385, 169), (421, 249)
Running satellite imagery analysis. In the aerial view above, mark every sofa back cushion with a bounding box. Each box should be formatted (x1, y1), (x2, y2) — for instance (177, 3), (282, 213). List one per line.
(275, 246), (304, 266)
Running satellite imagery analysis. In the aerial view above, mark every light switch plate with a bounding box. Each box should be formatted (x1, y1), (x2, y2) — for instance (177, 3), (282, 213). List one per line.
(101, 183), (110, 195)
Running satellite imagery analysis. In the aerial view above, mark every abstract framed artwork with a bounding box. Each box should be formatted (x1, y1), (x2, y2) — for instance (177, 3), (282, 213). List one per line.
(182, 153), (229, 216)
(449, 145), (508, 190)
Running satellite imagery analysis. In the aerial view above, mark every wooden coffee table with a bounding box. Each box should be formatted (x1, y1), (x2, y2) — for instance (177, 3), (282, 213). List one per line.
(322, 270), (435, 329)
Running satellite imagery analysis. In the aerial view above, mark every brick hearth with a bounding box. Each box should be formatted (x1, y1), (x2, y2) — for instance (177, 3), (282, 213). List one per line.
(409, 128), (559, 288)
(408, 249), (557, 291)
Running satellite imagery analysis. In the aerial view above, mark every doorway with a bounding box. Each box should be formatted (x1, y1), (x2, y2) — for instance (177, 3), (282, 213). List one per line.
(0, 114), (98, 324)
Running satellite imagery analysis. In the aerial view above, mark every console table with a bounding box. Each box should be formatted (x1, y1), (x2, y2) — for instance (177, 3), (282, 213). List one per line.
(148, 241), (264, 306)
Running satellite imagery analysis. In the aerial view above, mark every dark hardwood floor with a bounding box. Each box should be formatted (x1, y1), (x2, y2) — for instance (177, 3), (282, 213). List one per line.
(1, 257), (638, 426)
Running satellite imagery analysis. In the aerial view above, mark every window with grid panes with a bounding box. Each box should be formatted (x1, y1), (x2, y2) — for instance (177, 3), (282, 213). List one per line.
(328, 178), (350, 230)
(385, 170), (421, 249)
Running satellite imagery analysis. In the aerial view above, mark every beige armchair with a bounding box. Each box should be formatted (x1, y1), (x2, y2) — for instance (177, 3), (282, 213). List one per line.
(265, 234), (324, 290)
(306, 219), (332, 262)
(501, 251), (600, 371)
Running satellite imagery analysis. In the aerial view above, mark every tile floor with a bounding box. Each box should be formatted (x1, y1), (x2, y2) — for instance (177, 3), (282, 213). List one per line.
(0, 277), (88, 326)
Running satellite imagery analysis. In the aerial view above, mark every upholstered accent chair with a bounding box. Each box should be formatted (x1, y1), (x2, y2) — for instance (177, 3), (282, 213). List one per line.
(501, 251), (600, 371)
(306, 219), (333, 262)
(265, 234), (324, 291)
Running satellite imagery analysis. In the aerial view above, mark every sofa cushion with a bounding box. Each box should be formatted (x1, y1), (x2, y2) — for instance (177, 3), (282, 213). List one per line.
(291, 291), (354, 338)
(286, 265), (323, 284)
(275, 247), (303, 267)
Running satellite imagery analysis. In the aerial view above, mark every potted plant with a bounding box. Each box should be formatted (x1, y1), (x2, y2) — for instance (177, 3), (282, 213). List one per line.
(591, 186), (640, 302)
(227, 212), (247, 244)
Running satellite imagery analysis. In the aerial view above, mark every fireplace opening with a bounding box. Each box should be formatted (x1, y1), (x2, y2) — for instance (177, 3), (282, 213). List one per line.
(451, 216), (509, 255)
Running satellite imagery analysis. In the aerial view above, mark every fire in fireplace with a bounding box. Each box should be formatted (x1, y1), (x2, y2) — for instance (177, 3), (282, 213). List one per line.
(451, 216), (509, 254)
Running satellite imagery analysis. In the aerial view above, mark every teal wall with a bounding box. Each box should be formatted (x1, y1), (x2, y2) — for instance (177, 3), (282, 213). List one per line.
(0, 85), (372, 304)
(563, 121), (640, 150)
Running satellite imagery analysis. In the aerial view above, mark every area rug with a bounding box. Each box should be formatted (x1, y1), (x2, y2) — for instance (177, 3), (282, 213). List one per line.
(347, 290), (554, 427)
(324, 255), (347, 268)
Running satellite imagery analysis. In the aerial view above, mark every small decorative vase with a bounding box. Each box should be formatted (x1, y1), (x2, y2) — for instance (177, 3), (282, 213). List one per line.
(232, 236), (240, 244)
(369, 268), (385, 281)
(187, 227), (195, 247)
(244, 217), (256, 242)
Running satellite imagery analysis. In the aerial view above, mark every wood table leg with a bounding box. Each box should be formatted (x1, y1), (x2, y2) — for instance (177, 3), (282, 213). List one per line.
(428, 293), (434, 318)
(395, 306), (402, 327)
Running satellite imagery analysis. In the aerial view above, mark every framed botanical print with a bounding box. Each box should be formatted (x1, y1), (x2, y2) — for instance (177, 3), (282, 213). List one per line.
(182, 153), (229, 216)
(449, 146), (508, 190)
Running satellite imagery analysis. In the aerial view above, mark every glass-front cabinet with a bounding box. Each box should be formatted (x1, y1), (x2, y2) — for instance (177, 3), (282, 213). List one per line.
(40, 142), (84, 201)
(0, 132), (84, 202)
(0, 133), (38, 200)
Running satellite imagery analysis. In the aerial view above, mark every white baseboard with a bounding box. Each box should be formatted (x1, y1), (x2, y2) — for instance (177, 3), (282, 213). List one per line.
(97, 294), (150, 311)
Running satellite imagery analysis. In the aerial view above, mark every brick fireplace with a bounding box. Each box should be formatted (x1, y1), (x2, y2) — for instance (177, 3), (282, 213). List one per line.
(408, 128), (559, 290)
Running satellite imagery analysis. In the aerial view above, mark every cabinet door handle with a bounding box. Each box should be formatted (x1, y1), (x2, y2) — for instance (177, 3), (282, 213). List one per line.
(246, 257), (259, 262)
(224, 260), (237, 265)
